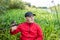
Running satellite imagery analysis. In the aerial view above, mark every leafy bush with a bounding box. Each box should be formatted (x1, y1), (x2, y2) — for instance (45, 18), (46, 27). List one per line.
(0, 0), (10, 14)
(0, 9), (60, 40)
(9, 0), (25, 9)
(0, 0), (25, 14)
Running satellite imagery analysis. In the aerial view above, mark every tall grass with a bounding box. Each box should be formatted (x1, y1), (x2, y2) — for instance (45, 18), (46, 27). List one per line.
(0, 9), (60, 40)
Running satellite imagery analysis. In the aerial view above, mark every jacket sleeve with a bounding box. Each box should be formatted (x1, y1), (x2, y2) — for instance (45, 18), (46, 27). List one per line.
(36, 25), (44, 40)
(10, 24), (21, 35)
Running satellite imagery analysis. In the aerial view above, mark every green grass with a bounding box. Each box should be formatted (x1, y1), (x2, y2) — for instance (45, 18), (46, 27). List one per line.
(0, 9), (60, 40)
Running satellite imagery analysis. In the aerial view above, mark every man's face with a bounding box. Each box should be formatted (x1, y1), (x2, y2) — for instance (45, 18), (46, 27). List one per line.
(26, 16), (34, 23)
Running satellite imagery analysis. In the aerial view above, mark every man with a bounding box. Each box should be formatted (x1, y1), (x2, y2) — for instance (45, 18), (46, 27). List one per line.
(10, 12), (44, 40)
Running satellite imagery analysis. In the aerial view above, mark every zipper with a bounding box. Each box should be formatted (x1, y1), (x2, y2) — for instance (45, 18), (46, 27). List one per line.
(28, 23), (31, 40)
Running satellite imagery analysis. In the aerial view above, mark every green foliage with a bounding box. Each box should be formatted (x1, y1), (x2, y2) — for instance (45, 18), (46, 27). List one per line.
(0, 0), (25, 14)
(0, 0), (10, 14)
(0, 9), (60, 40)
(9, 0), (25, 9)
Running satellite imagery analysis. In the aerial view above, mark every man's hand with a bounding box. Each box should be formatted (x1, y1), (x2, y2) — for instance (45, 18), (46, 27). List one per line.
(10, 20), (18, 32)
(10, 26), (17, 32)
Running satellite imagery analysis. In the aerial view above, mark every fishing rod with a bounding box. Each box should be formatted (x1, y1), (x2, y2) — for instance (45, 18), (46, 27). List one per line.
(0, 20), (18, 31)
(0, 16), (21, 31)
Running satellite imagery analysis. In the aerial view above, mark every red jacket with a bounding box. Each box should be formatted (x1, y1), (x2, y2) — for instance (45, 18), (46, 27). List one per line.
(10, 22), (43, 40)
